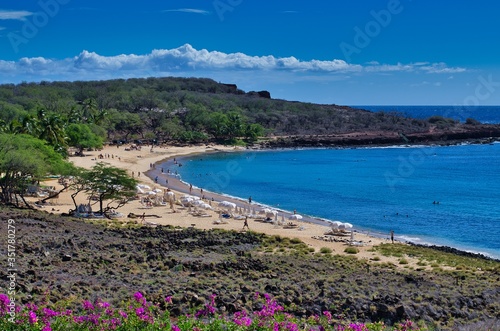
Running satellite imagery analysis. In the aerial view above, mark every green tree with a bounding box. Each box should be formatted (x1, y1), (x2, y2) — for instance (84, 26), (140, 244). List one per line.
(226, 111), (244, 139)
(36, 109), (68, 155)
(244, 123), (265, 141)
(66, 123), (104, 155)
(0, 134), (74, 207)
(208, 112), (228, 140)
(106, 110), (143, 141)
(75, 163), (137, 215)
(159, 118), (184, 142)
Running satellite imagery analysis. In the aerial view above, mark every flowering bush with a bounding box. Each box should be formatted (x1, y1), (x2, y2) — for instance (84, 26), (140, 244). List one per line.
(0, 292), (427, 331)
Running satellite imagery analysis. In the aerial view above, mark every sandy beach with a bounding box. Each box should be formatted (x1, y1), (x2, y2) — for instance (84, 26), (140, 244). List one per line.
(30, 143), (406, 265)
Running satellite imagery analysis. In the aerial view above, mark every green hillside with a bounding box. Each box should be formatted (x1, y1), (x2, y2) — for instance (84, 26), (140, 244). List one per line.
(0, 77), (430, 148)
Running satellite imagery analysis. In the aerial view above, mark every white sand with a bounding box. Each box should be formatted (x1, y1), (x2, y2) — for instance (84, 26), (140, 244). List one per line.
(30, 144), (412, 266)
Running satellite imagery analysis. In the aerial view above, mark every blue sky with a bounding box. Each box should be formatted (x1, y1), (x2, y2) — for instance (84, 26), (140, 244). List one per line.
(0, 0), (499, 105)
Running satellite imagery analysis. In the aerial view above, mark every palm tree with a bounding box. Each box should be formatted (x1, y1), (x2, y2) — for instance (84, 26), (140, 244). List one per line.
(36, 108), (67, 154)
(19, 115), (38, 135)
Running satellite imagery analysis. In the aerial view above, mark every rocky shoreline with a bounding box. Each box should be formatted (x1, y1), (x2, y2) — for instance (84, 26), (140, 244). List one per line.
(255, 125), (500, 149)
(1, 208), (499, 329)
(407, 243), (500, 263)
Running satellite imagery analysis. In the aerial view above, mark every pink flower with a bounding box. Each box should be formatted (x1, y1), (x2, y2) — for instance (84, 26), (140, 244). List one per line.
(42, 308), (59, 318)
(26, 303), (39, 311)
(82, 300), (94, 311)
(134, 291), (144, 302)
(0, 294), (10, 313)
(165, 296), (172, 304)
(172, 325), (181, 331)
(234, 311), (252, 326)
(118, 310), (128, 319)
(97, 299), (110, 309)
(28, 311), (38, 324)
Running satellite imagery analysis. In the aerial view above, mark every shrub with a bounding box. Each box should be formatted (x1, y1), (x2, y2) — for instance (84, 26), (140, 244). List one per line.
(344, 247), (359, 254)
(320, 247), (333, 254)
(0, 291), (427, 331)
(465, 117), (481, 125)
(399, 258), (409, 264)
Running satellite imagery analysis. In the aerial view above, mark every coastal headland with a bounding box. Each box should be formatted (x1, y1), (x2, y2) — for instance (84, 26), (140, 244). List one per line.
(257, 125), (500, 149)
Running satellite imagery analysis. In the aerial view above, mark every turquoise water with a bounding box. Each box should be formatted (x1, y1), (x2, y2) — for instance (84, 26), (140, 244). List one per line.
(169, 143), (500, 259)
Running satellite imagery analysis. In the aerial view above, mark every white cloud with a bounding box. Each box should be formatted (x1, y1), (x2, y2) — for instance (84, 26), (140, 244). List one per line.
(410, 81), (430, 87)
(0, 10), (33, 21)
(419, 62), (466, 74)
(162, 8), (210, 15)
(0, 44), (469, 84)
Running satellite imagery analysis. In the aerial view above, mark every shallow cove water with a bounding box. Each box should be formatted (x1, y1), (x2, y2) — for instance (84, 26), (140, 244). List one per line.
(167, 143), (500, 259)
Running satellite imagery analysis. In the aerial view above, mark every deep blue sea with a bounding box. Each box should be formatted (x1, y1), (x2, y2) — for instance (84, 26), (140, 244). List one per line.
(167, 106), (500, 259)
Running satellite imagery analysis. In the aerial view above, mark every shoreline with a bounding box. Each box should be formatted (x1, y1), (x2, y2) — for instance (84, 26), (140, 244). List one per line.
(61, 143), (499, 263)
(156, 145), (500, 262)
(63, 144), (402, 264)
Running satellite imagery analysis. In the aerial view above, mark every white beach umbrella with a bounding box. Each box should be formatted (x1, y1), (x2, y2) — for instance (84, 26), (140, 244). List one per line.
(146, 191), (157, 196)
(289, 214), (303, 220)
(218, 201), (236, 210)
(266, 210), (277, 219)
(153, 188), (163, 193)
(331, 221), (343, 229)
(339, 222), (353, 231)
(200, 203), (213, 210)
(180, 197), (194, 206)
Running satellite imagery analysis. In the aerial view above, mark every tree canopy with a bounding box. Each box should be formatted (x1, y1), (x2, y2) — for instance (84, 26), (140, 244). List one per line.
(0, 133), (74, 207)
(0, 77), (432, 147)
(66, 123), (104, 155)
(69, 163), (138, 215)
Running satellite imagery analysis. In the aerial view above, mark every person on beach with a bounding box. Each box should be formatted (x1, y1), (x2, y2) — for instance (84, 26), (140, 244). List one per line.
(189, 184), (193, 193)
(155, 176), (158, 183)
(390, 230), (394, 243)
(248, 196), (252, 204)
(243, 216), (249, 230)
(141, 212), (146, 224)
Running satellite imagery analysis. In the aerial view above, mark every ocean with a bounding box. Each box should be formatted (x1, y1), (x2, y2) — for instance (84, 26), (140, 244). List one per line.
(165, 106), (500, 259)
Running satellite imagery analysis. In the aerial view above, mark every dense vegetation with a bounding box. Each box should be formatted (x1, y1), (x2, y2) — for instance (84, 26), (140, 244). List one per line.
(0, 77), (432, 149)
(0, 133), (137, 210)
